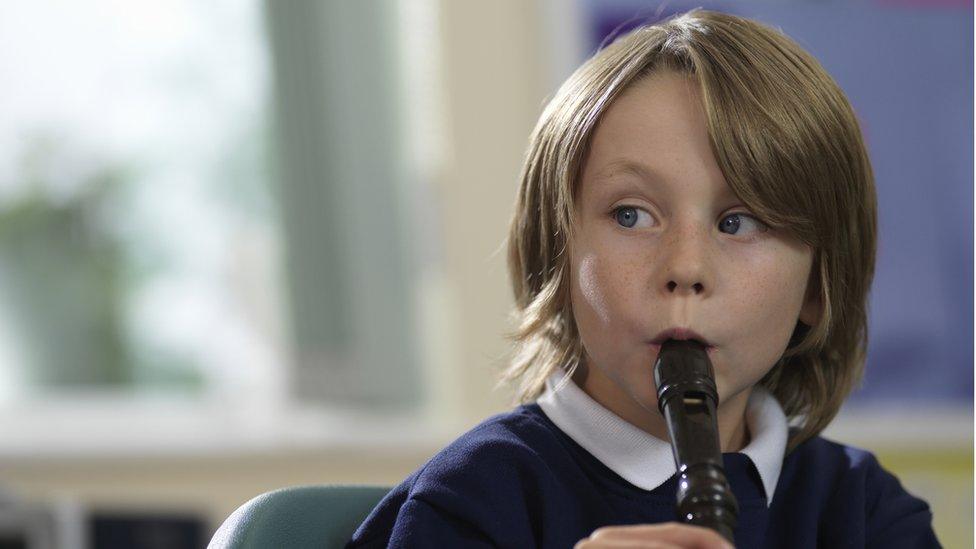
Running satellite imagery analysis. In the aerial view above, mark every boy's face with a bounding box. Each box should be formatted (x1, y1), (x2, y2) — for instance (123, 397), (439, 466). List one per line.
(569, 71), (818, 438)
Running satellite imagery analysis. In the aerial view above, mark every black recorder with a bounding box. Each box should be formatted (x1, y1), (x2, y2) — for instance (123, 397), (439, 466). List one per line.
(653, 339), (739, 543)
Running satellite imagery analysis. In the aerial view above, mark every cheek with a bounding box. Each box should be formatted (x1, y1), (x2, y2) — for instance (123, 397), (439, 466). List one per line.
(571, 250), (641, 363)
(725, 251), (811, 362)
(572, 240), (645, 331)
(577, 254), (612, 324)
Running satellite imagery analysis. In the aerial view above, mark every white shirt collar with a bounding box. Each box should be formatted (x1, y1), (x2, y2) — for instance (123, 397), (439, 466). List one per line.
(536, 368), (788, 506)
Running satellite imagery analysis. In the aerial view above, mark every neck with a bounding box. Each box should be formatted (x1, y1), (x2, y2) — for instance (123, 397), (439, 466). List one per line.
(717, 389), (752, 452)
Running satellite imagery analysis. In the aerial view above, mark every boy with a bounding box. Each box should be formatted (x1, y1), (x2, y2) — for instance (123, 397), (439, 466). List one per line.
(348, 9), (939, 548)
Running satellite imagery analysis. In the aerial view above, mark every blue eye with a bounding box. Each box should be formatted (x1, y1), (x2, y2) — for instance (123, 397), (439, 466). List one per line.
(613, 206), (652, 229)
(719, 213), (767, 236)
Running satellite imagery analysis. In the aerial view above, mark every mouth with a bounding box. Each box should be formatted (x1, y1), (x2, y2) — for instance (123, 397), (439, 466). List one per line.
(648, 327), (715, 354)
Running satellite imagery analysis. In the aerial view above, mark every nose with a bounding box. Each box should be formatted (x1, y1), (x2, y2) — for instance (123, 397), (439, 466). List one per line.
(660, 222), (710, 297)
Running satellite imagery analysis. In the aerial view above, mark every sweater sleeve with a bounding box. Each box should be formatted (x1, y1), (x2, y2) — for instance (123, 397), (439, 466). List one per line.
(387, 435), (542, 547)
(347, 417), (548, 548)
(387, 497), (498, 548)
(864, 454), (941, 549)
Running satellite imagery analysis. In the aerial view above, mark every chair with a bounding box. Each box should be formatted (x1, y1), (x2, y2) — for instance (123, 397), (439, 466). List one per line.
(208, 485), (390, 549)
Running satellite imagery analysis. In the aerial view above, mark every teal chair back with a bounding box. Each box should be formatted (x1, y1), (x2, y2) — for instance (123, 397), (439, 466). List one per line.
(208, 485), (390, 549)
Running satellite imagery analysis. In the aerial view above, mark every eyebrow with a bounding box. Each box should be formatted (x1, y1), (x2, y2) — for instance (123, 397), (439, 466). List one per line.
(591, 158), (741, 204)
(591, 158), (660, 186)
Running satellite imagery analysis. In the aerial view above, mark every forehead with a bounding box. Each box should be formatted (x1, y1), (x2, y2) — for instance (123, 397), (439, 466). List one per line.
(580, 71), (731, 199)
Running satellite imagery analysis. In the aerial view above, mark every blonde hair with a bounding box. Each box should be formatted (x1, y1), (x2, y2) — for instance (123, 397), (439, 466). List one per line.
(501, 9), (877, 452)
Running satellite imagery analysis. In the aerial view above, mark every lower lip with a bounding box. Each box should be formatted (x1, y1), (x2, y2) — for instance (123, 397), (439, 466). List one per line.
(648, 342), (716, 356)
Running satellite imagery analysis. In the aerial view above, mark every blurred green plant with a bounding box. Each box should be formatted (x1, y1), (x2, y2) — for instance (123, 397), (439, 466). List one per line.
(0, 137), (202, 391)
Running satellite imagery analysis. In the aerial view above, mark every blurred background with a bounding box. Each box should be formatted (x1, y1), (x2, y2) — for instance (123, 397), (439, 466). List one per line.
(0, 0), (970, 547)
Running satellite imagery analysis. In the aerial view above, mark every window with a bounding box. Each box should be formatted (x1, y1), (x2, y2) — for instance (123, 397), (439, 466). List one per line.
(0, 1), (436, 452)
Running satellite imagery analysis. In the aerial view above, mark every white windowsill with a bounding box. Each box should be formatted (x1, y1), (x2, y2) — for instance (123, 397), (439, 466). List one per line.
(0, 396), (968, 463)
(823, 404), (973, 451)
(0, 395), (457, 464)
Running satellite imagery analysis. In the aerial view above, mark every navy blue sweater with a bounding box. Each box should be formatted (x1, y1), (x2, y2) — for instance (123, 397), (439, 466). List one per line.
(347, 403), (939, 548)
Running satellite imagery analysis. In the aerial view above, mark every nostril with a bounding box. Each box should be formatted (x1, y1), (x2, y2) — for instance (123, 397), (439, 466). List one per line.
(667, 280), (704, 293)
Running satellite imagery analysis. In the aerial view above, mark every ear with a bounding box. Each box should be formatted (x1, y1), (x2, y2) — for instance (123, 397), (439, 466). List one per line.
(798, 267), (821, 327)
